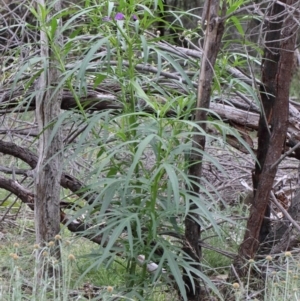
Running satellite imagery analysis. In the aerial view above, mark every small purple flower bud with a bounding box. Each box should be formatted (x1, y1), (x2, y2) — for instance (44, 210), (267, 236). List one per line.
(114, 12), (125, 21)
(102, 16), (111, 22)
(132, 14), (138, 21)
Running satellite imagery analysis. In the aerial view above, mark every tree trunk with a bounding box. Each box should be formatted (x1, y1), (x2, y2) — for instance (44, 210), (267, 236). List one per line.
(183, 1), (225, 299)
(234, 0), (298, 275)
(34, 0), (63, 276)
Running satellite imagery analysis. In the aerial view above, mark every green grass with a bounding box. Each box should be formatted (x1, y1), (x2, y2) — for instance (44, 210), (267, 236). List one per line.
(0, 213), (174, 301)
(2, 204), (300, 301)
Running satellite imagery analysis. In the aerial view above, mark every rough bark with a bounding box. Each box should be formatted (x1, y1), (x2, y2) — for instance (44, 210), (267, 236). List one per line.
(235, 0), (298, 274)
(34, 0), (63, 273)
(183, 1), (225, 299)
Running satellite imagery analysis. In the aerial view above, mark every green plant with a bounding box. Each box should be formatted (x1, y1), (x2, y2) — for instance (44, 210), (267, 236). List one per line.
(0, 0), (275, 300)
(53, 1), (256, 300)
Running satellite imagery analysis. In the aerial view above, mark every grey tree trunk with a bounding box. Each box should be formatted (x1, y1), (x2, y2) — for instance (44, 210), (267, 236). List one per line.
(34, 0), (63, 272)
(183, 1), (225, 300)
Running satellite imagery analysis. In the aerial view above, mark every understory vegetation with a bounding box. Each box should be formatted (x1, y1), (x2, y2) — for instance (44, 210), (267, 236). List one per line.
(3, 205), (300, 300)
(1, 0), (300, 300)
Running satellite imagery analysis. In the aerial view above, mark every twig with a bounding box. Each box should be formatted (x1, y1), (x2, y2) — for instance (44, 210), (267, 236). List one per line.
(198, 241), (236, 259)
(230, 264), (243, 287)
(271, 141), (300, 169)
(270, 191), (300, 232)
(0, 166), (29, 175)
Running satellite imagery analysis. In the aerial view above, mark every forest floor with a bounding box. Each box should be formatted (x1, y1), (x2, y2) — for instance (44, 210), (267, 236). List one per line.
(0, 142), (300, 300)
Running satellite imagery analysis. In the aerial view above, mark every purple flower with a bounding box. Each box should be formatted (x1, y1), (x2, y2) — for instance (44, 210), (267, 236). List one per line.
(102, 16), (111, 22)
(132, 14), (138, 21)
(114, 12), (125, 21)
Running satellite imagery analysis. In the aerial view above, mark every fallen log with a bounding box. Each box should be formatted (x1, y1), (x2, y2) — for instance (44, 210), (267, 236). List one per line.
(1, 85), (300, 157)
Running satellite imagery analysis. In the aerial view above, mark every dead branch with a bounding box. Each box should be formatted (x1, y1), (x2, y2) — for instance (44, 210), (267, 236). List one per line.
(0, 140), (98, 204)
